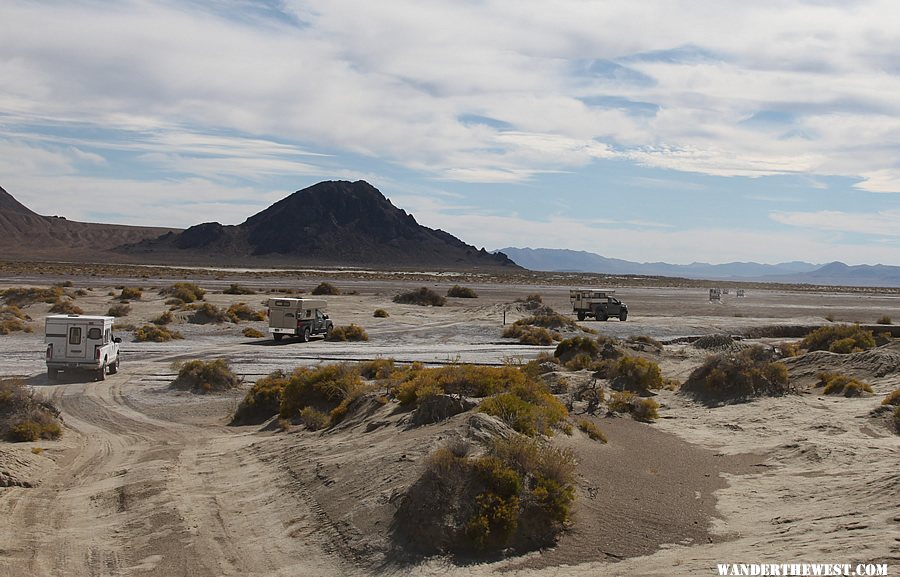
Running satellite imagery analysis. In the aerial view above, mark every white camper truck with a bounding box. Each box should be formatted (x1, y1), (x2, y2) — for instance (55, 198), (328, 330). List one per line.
(266, 298), (333, 342)
(569, 288), (628, 321)
(45, 314), (121, 380)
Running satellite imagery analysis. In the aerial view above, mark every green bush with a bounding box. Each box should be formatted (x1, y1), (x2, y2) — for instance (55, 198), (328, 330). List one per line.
(160, 282), (206, 303)
(0, 306), (33, 335)
(311, 282), (341, 296)
(373, 308), (389, 318)
(226, 302), (266, 322)
(133, 324), (184, 342)
(171, 359), (241, 393)
(801, 324), (875, 354)
(223, 283), (256, 295)
(49, 300), (83, 315)
(357, 358), (396, 380)
(299, 406), (330, 430)
(577, 419), (607, 442)
(513, 311), (576, 331)
(279, 364), (365, 420)
(607, 391), (659, 422)
(393, 287), (446, 306)
(242, 327), (265, 338)
(393, 364), (529, 406)
(554, 336), (599, 363)
(478, 380), (568, 436)
(681, 346), (791, 403)
(326, 324), (369, 342)
(816, 372), (873, 397)
(232, 371), (288, 424)
(609, 355), (663, 393)
(1, 378), (63, 441)
(188, 302), (228, 324)
(1, 287), (64, 307)
(152, 310), (175, 325)
(447, 285), (478, 298)
(882, 389), (900, 406)
(502, 324), (559, 345)
(117, 287), (142, 300)
(106, 304), (132, 317)
(877, 315), (892, 325)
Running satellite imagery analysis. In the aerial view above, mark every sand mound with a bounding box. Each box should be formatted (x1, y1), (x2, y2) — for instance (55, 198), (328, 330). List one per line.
(783, 346), (900, 387)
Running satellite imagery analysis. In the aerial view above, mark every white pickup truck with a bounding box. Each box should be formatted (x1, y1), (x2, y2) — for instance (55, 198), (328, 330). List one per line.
(45, 314), (121, 380)
(267, 298), (333, 342)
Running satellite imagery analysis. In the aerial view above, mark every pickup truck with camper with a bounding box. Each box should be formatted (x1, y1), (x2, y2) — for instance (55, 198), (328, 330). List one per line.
(267, 298), (333, 342)
(570, 288), (628, 321)
(45, 314), (121, 380)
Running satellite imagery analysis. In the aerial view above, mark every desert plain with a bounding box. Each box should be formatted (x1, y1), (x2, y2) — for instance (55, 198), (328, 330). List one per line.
(0, 263), (898, 577)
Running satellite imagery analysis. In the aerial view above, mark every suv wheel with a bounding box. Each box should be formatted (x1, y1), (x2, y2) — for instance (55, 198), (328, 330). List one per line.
(619, 311), (628, 321)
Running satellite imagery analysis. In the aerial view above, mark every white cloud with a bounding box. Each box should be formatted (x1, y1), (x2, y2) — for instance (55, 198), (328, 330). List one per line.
(770, 210), (900, 237)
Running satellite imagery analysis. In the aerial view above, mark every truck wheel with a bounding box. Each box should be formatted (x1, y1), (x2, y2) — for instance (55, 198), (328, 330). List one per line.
(273, 333), (283, 342)
(577, 311), (585, 321)
(325, 324), (333, 340)
(48, 368), (58, 380)
(97, 361), (107, 381)
(301, 327), (311, 343)
(619, 311), (628, 321)
(598, 312), (608, 321)
(109, 357), (119, 374)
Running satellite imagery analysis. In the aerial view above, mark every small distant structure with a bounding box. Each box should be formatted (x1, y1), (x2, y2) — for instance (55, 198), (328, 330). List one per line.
(736, 289), (746, 298)
(709, 288), (721, 302)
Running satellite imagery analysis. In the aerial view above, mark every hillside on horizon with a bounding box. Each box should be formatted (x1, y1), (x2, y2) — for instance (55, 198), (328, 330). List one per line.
(0, 181), (518, 271)
(499, 247), (900, 288)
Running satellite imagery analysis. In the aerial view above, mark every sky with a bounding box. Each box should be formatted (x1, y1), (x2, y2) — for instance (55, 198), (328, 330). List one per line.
(2, 1), (900, 266)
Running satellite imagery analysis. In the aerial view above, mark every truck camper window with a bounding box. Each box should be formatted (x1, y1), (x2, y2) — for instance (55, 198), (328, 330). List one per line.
(69, 327), (82, 345)
(275, 300), (290, 307)
(87, 328), (102, 340)
(306, 310), (312, 318)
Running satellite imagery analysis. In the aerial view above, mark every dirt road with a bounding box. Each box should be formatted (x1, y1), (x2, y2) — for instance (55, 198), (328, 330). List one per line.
(0, 361), (356, 577)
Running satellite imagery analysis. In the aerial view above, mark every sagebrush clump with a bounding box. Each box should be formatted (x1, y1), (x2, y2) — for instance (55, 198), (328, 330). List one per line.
(311, 282), (341, 296)
(326, 324), (369, 342)
(1, 287), (64, 307)
(49, 300), (84, 315)
(160, 282), (206, 303)
(226, 303), (266, 323)
(816, 372), (873, 397)
(373, 308), (389, 318)
(106, 304), (131, 317)
(242, 327), (265, 338)
(187, 302), (228, 324)
(133, 324), (184, 342)
(577, 419), (608, 442)
(170, 359), (241, 394)
(608, 355), (664, 393)
(447, 285), (478, 298)
(223, 284), (256, 295)
(502, 323), (560, 345)
(801, 324), (875, 354)
(393, 287), (446, 307)
(117, 287), (142, 301)
(680, 345), (791, 403)
(0, 378), (62, 441)
(607, 391), (660, 422)
(0, 306), (33, 335)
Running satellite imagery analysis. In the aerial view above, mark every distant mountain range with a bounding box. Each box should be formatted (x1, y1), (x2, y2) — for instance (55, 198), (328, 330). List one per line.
(498, 247), (900, 288)
(0, 181), (518, 270)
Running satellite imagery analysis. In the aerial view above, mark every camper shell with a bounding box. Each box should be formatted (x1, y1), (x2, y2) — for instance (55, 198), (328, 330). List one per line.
(569, 288), (628, 321)
(45, 314), (121, 380)
(266, 298), (333, 342)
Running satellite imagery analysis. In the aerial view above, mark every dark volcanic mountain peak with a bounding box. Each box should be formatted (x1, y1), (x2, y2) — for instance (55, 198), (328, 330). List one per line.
(0, 185), (39, 216)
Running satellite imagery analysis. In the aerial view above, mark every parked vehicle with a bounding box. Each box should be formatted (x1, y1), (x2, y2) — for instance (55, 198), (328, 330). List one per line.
(45, 314), (121, 380)
(266, 298), (333, 342)
(570, 288), (628, 321)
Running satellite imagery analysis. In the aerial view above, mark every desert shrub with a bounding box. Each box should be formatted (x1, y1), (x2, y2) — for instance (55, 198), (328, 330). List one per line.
(326, 324), (369, 342)
(502, 324), (559, 345)
(608, 355), (663, 393)
(0, 378), (62, 441)
(1, 286), (64, 307)
(0, 306), (33, 335)
(133, 324), (184, 342)
(74, 289), (88, 296)
(393, 364), (530, 406)
(311, 282), (341, 296)
(882, 389), (900, 406)
(877, 315), (892, 325)
(279, 363), (365, 420)
(117, 287), (142, 300)
(777, 341), (802, 358)
(171, 359), (241, 394)
(393, 287), (446, 307)
(232, 371), (288, 424)
(893, 406), (900, 434)
(875, 331), (893, 346)
(152, 310), (175, 325)
(226, 302), (266, 323)
(680, 346), (791, 403)
(513, 311), (576, 331)
(554, 336), (599, 363)
(514, 294), (543, 310)
(49, 300), (84, 315)
(106, 304), (132, 317)
(188, 302), (228, 324)
(607, 391), (659, 422)
(801, 324), (875, 354)
(577, 419), (607, 442)
(299, 406), (330, 430)
(357, 358), (396, 380)
(447, 285), (478, 298)
(160, 282), (206, 303)
(816, 372), (873, 397)
(242, 327), (265, 338)
(373, 308), (389, 318)
(398, 435), (575, 554)
(478, 380), (568, 436)
(223, 283), (256, 295)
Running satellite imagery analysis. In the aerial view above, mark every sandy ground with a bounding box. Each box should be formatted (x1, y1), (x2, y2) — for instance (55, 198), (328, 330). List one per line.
(1, 271), (898, 576)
